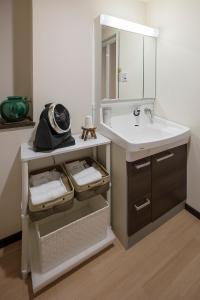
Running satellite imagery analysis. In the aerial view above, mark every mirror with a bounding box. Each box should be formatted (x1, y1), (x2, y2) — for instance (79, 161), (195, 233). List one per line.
(101, 25), (157, 100)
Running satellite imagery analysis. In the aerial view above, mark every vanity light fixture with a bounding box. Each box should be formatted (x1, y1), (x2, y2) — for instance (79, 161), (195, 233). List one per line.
(100, 14), (159, 38)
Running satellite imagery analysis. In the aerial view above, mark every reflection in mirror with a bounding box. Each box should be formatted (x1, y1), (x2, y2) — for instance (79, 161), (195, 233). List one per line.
(101, 25), (157, 101)
(102, 27), (117, 99)
(144, 36), (156, 99)
(118, 30), (143, 99)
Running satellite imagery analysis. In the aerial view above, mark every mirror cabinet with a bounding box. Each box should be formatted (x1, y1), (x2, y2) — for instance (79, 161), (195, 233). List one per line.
(101, 20), (157, 101)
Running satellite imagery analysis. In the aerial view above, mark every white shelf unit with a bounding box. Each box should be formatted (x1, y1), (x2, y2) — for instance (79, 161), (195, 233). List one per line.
(21, 133), (115, 293)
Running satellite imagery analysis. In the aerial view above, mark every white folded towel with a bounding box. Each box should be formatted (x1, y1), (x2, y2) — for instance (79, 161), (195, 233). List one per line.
(65, 160), (89, 176)
(72, 167), (102, 186)
(30, 170), (61, 187)
(30, 179), (67, 206)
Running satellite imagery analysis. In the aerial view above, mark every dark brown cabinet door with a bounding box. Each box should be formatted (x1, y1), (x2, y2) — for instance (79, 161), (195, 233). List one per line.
(127, 158), (152, 236)
(128, 197), (152, 236)
(152, 144), (187, 221)
(127, 158), (151, 202)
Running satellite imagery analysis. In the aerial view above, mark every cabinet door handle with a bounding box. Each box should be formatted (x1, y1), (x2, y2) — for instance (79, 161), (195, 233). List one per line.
(156, 153), (174, 163)
(134, 199), (151, 211)
(135, 161), (150, 170)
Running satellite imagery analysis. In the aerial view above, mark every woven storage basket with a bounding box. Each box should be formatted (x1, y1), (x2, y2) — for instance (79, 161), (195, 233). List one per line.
(34, 195), (109, 273)
(29, 165), (74, 221)
(63, 157), (110, 201)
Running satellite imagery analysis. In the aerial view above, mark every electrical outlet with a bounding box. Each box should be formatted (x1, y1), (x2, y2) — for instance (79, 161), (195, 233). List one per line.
(120, 73), (128, 82)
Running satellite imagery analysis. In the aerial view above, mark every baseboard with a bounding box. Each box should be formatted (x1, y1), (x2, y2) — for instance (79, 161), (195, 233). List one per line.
(185, 204), (200, 220)
(0, 231), (22, 248)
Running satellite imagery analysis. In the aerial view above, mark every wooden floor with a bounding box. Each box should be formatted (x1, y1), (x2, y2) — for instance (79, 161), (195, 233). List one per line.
(1, 210), (200, 300)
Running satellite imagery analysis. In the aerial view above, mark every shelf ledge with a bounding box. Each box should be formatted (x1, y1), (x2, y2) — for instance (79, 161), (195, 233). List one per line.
(21, 132), (111, 162)
(0, 118), (35, 130)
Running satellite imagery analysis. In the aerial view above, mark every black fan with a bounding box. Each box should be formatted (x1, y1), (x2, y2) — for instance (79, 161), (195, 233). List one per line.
(34, 103), (75, 152)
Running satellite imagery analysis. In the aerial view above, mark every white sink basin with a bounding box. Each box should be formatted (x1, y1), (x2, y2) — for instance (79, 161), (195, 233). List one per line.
(100, 112), (190, 153)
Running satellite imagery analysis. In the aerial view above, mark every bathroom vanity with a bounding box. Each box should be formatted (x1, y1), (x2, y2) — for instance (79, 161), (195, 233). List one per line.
(111, 141), (188, 248)
(129, 145), (186, 225)
(99, 102), (190, 248)
(94, 15), (190, 248)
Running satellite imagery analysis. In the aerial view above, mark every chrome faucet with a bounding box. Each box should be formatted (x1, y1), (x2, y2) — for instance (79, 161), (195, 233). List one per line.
(133, 106), (141, 126)
(144, 107), (153, 123)
(133, 107), (141, 117)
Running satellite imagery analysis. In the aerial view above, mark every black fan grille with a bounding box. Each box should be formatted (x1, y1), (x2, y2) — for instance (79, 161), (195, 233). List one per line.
(54, 104), (70, 131)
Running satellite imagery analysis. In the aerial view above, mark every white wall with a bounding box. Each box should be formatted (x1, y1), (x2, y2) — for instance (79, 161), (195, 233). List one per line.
(0, 0), (33, 239)
(0, 0), (14, 99)
(0, 129), (33, 238)
(0, 0), (32, 100)
(146, 0), (200, 211)
(0, 0), (146, 239)
(32, 0), (146, 132)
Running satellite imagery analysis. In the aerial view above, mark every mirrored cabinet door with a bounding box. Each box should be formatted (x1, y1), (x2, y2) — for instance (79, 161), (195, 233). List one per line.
(144, 36), (156, 99)
(101, 26), (157, 101)
(118, 31), (143, 99)
(102, 34), (118, 99)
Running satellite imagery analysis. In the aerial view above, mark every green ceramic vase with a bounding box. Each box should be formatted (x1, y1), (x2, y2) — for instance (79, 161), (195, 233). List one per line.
(0, 96), (29, 122)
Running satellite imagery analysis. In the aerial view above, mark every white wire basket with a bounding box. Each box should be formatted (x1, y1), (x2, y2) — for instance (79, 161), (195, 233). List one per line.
(34, 194), (109, 273)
